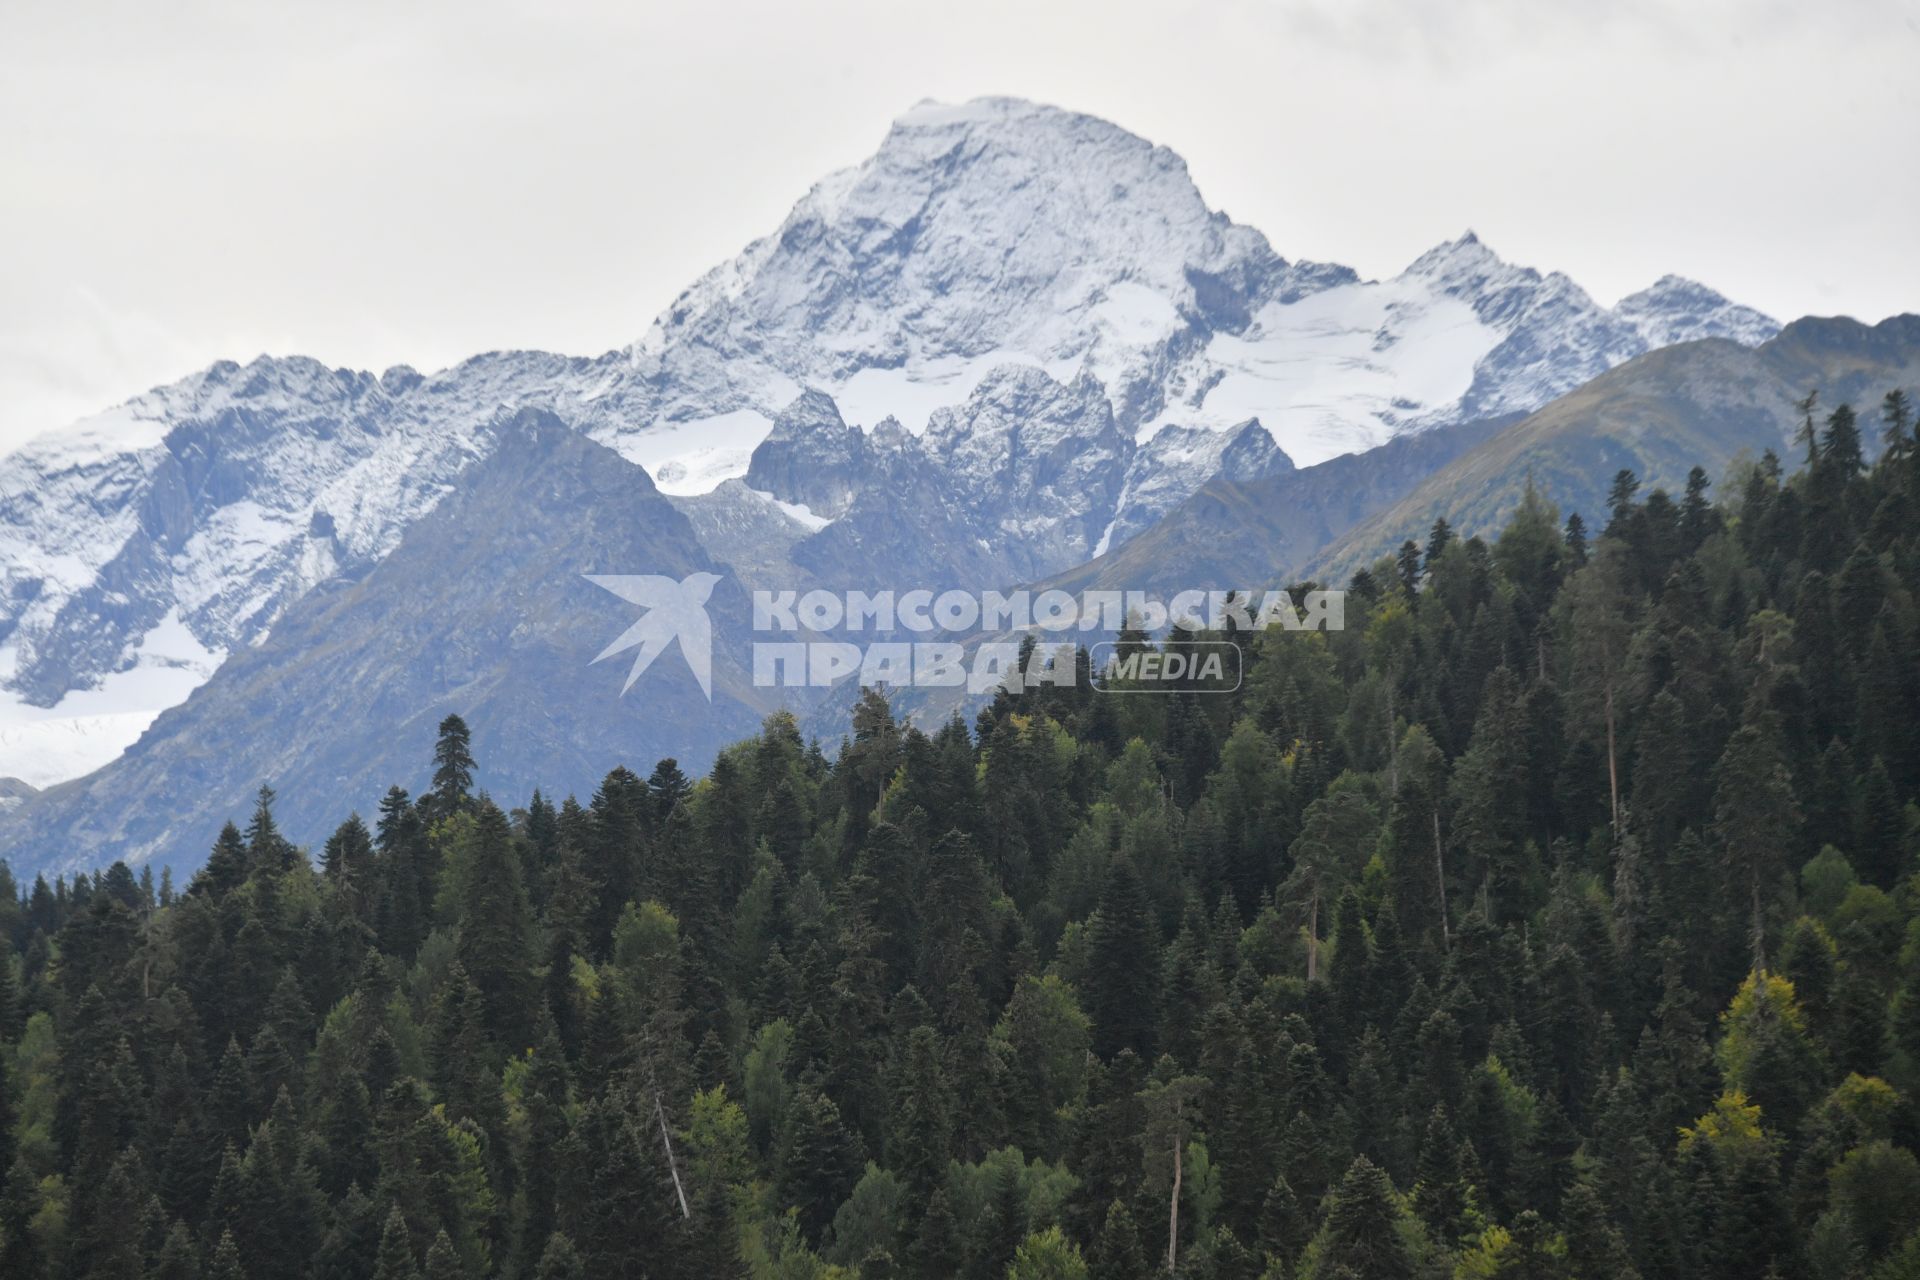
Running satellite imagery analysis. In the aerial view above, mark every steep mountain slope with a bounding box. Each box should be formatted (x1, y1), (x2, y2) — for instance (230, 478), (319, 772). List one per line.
(1099, 419), (1295, 556)
(0, 95), (1776, 789)
(859, 412), (1515, 737)
(1031, 414), (1517, 598)
(0, 351), (596, 777)
(728, 391), (1008, 590)
(1310, 316), (1920, 585)
(697, 375), (1296, 595)
(0, 410), (780, 875)
(1133, 230), (1775, 461)
(0, 776), (35, 815)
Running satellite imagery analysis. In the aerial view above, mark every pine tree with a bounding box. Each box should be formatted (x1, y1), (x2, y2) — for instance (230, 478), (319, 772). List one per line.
(1258, 1172), (1308, 1268)
(1398, 540), (1424, 597)
(534, 1231), (586, 1280)
(322, 813), (375, 917)
(774, 1086), (862, 1245)
(558, 1090), (677, 1276)
(1090, 1198), (1151, 1280)
(887, 1023), (952, 1214)
(311, 1186), (380, 1280)
(1006, 1226), (1089, 1280)
(151, 1221), (201, 1280)
(1304, 1156), (1420, 1280)
(1084, 859), (1160, 1059)
(194, 822), (251, 897)
(430, 714), (476, 815)
(452, 799), (537, 1046)
(1426, 517), (1455, 572)
(372, 1205), (421, 1280)
(423, 1229), (463, 1280)
(0, 1038), (13, 1195)
(1563, 513), (1589, 568)
(374, 785), (429, 956)
(1680, 466), (1718, 551)
(974, 1151), (1031, 1280)
(1823, 403), (1866, 474)
(913, 1186), (965, 1277)
(1411, 1106), (1474, 1249)
(208, 1229), (249, 1280)
(245, 785), (297, 873)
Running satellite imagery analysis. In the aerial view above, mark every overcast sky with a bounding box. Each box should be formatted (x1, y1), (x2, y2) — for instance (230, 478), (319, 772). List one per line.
(2, 0), (1915, 454)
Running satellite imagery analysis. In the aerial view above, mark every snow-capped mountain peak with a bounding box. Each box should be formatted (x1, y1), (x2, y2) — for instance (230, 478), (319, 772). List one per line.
(1401, 229), (1588, 318)
(1614, 274), (1780, 348)
(0, 97), (1779, 786)
(614, 95), (1327, 455)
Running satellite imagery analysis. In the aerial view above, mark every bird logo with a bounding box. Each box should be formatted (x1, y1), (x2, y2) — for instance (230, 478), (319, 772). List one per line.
(585, 571), (722, 699)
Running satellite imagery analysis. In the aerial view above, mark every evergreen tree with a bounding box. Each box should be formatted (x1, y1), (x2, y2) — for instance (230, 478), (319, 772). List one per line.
(430, 714), (477, 815)
(1007, 1226), (1089, 1280)
(372, 1205), (421, 1280)
(423, 1229), (463, 1280)
(1090, 1198), (1151, 1280)
(151, 1220), (201, 1280)
(1303, 1156), (1421, 1280)
(534, 1231), (586, 1280)
(452, 800), (537, 1045)
(1084, 859), (1160, 1059)
(775, 1086), (862, 1245)
(1712, 717), (1801, 971)
(202, 1235), (245, 1280)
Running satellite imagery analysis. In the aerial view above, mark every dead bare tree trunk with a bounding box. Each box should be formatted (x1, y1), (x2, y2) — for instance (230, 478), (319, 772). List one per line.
(653, 1088), (691, 1219)
(1433, 810), (1450, 949)
(1167, 1120), (1183, 1272)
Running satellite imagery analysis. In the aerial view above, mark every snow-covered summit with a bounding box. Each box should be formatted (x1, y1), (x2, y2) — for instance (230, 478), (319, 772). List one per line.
(614, 96), (1351, 451)
(1615, 275), (1780, 349)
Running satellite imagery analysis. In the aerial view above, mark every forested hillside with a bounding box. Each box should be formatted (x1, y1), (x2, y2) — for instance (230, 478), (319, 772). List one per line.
(3, 393), (1920, 1279)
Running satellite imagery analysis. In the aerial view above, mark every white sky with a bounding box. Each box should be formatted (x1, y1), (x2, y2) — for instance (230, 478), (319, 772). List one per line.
(2, 0), (1916, 455)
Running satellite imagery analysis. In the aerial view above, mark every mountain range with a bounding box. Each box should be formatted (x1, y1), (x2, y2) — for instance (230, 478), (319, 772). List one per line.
(1, 95), (1867, 877)
(1020, 315), (1920, 601)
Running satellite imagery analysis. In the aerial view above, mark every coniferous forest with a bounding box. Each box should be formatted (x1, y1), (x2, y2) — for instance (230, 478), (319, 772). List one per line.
(7, 394), (1920, 1280)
